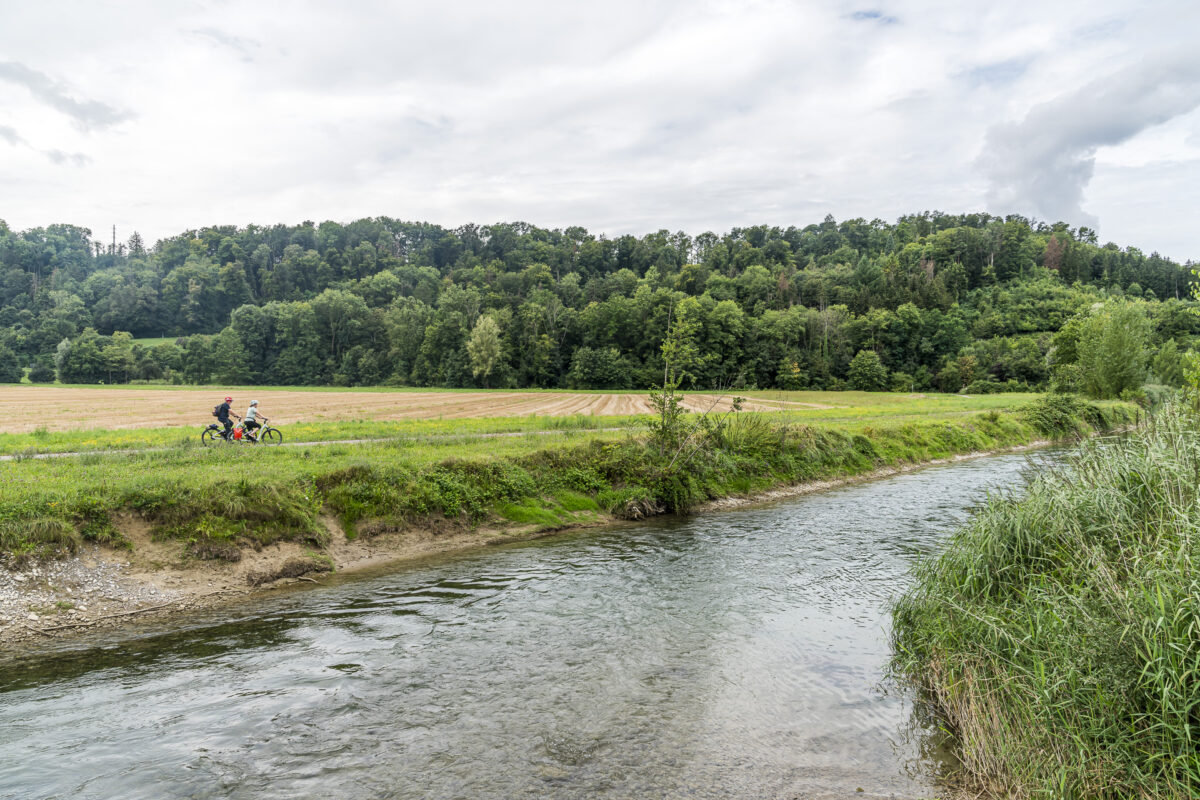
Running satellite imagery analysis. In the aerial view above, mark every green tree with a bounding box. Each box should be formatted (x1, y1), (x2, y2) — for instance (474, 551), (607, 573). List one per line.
(466, 315), (502, 387)
(0, 344), (21, 383)
(847, 349), (888, 391)
(27, 356), (55, 383)
(100, 331), (136, 384)
(1076, 302), (1150, 399)
(58, 328), (107, 383)
(567, 347), (625, 389)
(1152, 339), (1185, 387)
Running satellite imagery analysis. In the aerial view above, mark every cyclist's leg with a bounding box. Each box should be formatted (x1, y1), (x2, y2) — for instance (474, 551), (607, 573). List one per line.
(222, 419), (233, 438)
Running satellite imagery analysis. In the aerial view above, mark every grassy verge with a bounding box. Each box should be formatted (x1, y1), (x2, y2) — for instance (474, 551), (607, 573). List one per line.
(0, 393), (1135, 566)
(0, 414), (634, 456)
(891, 400), (1196, 799)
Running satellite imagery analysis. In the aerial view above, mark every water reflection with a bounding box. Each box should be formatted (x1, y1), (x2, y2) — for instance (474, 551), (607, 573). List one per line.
(0, 450), (1056, 800)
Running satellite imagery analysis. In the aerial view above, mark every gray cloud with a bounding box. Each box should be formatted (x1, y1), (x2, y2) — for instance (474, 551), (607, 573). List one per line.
(190, 27), (262, 62)
(980, 49), (1200, 228)
(0, 2), (1196, 260)
(0, 61), (133, 131)
(0, 124), (23, 145)
(43, 149), (91, 167)
(963, 59), (1030, 87)
(850, 10), (898, 24)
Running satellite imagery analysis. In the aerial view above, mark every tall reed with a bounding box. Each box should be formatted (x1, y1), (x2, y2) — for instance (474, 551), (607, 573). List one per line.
(892, 402), (1198, 799)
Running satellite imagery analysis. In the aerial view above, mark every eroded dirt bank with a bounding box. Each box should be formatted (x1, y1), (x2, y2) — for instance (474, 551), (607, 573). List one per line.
(0, 439), (1059, 652)
(0, 514), (580, 648)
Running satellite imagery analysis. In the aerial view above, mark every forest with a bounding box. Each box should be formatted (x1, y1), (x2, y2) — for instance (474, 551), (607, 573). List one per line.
(0, 212), (1195, 397)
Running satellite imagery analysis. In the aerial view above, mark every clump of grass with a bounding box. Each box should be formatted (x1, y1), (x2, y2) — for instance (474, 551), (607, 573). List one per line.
(496, 500), (562, 527)
(552, 490), (599, 513)
(0, 517), (81, 561)
(892, 402), (1199, 799)
(1019, 392), (1127, 438)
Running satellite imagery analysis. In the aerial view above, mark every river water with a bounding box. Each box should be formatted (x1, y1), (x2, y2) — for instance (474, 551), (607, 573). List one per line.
(0, 450), (1054, 800)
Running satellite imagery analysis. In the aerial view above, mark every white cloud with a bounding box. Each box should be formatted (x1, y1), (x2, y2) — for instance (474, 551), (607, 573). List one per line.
(0, 0), (1196, 261)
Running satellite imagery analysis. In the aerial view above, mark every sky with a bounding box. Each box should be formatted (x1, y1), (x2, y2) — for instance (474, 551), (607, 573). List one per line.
(1, 0), (1199, 261)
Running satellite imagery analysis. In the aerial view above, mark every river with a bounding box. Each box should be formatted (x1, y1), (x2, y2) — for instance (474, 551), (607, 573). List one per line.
(0, 449), (1055, 800)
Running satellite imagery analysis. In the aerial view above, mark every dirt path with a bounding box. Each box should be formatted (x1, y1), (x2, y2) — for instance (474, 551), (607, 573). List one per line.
(0, 427), (629, 462)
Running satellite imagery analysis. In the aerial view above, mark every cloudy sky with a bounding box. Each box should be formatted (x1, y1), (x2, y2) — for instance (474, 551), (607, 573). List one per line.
(1, 0), (1199, 260)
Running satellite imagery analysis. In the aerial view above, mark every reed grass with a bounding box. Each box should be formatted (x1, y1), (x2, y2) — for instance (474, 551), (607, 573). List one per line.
(891, 400), (1198, 799)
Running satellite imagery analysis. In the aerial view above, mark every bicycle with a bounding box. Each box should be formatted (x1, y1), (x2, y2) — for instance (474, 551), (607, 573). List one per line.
(200, 420), (284, 446)
(241, 420), (284, 445)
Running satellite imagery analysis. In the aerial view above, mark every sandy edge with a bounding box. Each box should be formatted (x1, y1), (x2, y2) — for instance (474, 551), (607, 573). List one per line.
(0, 438), (1057, 653)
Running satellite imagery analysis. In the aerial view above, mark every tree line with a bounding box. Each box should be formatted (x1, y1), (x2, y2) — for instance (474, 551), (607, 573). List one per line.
(0, 212), (1195, 397)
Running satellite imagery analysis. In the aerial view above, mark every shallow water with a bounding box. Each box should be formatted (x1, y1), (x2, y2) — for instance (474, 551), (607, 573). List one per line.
(0, 450), (1057, 800)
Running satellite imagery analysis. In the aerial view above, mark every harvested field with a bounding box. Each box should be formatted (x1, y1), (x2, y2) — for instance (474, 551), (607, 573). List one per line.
(0, 387), (833, 433)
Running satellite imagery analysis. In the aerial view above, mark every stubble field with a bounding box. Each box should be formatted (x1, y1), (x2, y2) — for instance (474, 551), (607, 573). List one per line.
(0, 386), (835, 434)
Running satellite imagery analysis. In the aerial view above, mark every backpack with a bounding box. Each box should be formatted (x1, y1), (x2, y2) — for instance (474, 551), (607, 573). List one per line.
(212, 405), (221, 417)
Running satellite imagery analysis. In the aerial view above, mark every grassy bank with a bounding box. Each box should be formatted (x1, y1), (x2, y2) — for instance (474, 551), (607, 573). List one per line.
(0, 393), (1134, 564)
(891, 401), (1197, 799)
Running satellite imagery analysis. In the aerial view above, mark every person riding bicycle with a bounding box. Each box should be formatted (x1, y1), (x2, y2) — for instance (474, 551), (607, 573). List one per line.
(214, 396), (241, 439)
(242, 399), (268, 441)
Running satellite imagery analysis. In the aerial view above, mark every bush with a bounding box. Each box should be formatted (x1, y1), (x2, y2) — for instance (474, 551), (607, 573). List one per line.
(847, 349), (888, 391)
(963, 379), (1006, 394)
(27, 359), (56, 383)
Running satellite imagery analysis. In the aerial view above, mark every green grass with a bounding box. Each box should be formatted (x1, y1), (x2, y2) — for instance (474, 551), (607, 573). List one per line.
(0, 393), (1136, 563)
(891, 400), (1197, 799)
(0, 414), (635, 456)
(0, 390), (1061, 457)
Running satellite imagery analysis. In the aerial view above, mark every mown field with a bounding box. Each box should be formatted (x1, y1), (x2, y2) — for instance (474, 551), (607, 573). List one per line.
(0, 386), (1041, 455)
(0, 387), (1136, 563)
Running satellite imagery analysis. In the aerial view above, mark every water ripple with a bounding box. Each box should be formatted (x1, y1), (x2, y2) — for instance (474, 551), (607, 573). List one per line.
(0, 450), (1057, 800)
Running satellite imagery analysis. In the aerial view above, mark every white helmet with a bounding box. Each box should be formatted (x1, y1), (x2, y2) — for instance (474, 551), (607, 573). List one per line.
(250, 400), (259, 406)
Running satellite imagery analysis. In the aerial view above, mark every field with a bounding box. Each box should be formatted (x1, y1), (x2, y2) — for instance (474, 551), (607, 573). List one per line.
(0, 388), (1137, 632)
(0, 390), (1132, 551)
(0, 384), (1036, 433)
(0, 386), (1049, 457)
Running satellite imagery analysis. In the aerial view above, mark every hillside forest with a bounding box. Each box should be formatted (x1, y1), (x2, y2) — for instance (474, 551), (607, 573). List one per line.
(0, 212), (1195, 398)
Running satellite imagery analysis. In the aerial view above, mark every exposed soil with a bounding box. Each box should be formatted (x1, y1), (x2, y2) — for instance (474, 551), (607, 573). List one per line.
(0, 387), (833, 434)
(0, 513), (598, 648)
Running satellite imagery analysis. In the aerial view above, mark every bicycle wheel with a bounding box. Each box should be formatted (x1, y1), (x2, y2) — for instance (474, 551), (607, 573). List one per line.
(200, 428), (222, 446)
(262, 428), (283, 446)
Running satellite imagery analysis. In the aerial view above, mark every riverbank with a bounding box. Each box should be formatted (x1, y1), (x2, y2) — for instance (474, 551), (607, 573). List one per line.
(891, 401), (1196, 799)
(0, 393), (1136, 649)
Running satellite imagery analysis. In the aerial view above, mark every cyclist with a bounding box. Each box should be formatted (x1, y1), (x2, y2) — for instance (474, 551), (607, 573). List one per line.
(214, 396), (240, 439)
(242, 399), (267, 441)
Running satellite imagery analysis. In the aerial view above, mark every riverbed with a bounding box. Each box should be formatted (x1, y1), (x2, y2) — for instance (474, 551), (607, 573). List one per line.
(0, 449), (1055, 800)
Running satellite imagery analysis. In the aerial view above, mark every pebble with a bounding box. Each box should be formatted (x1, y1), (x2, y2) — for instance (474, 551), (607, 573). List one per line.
(0, 545), (184, 642)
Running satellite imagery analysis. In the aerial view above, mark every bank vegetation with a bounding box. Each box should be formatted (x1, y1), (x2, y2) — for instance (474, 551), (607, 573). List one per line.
(892, 400), (1197, 799)
(0, 393), (1134, 566)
